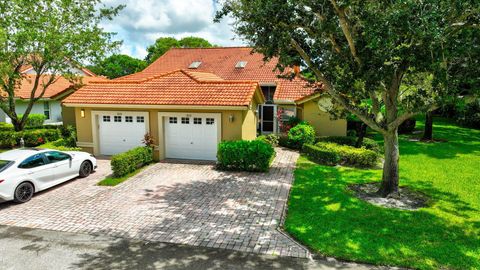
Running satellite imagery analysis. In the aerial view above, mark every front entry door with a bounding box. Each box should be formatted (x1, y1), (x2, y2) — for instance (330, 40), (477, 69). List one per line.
(260, 105), (276, 133)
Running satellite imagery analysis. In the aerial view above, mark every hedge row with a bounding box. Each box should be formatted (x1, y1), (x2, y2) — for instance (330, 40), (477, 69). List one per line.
(111, 146), (153, 177)
(316, 136), (381, 153)
(302, 144), (340, 165)
(303, 142), (379, 168)
(217, 140), (275, 172)
(0, 129), (61, 148)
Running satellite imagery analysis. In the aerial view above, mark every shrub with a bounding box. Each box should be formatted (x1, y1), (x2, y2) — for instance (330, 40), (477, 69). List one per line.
(302, 144), (340, 165)
(315, 142), (379, 168)
(456, 101), (480, 129)
(22, 129), (61, 146)
(316, 136), (381, 153)
(278, 134), (290, 148)
(217, 140), (275, 172)
(0, 123), (13, 132)
(59, 125), (77, 147)
(39, 139), (82, 151)
(398, 118), (416, 134)
(111, 147), (153, 177)
(0, 128), (61, 148)
(287, 123), (316, 149)
(18, 114), (46, 128)
(256, 134), (279, 146)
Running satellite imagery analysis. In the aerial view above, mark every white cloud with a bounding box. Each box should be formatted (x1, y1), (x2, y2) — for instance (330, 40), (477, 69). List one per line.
(100, 0), (244, 59)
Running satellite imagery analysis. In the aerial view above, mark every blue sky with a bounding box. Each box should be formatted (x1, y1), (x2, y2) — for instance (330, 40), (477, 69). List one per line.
(100, 0), (245, 59)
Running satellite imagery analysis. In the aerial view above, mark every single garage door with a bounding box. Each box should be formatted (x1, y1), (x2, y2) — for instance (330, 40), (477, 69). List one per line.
(164, 113), (220, 160)
(98, 111), (149, 155)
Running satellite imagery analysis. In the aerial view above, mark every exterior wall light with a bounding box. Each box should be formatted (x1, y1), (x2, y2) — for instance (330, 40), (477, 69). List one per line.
(229, 114), (235, 123)
(81, 109), (85, 118)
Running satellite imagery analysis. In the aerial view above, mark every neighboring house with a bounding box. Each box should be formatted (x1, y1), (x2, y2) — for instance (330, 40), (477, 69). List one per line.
(63, 47), (346, 161)
(0, 65), (97, 125)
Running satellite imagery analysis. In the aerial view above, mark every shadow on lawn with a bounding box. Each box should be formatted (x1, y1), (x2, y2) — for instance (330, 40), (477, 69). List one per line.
(285, 160), (480, 270)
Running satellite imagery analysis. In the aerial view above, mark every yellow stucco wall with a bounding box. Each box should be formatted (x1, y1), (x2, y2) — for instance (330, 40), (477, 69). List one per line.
(302, 99), (347, 136)
(241, 100), (259, 140)
(74, 107), (257, 160)
(61, 106), (76, 126)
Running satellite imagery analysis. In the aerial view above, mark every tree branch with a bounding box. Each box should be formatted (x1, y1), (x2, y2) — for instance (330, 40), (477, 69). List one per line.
(329, 0), (361, 66)
(290, 38), (386, 134)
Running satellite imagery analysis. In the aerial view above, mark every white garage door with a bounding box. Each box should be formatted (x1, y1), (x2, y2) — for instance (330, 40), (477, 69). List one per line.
(98, 112), (149, 155)
(164, 113), (220, 160)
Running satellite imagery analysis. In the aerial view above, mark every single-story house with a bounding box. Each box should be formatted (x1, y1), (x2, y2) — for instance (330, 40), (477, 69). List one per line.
(63, 47), (346, 161)
(0, 65), (97, 125)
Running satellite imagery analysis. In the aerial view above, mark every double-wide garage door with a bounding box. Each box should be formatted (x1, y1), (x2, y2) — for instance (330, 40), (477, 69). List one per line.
(97, 111), (219, 160)
(164, 113), (219, 161)
(98, 112), (149, 156)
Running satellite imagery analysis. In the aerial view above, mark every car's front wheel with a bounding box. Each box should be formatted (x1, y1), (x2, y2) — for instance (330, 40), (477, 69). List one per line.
(79, 161), (92, 178)
(14, 182), (34, 203)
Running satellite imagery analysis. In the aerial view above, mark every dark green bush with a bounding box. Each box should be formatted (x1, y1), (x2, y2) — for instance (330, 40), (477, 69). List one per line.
(316, 136), (381, 153)
(456, 101), (480, 129)
(59, 125), (77, 147)
(287, 123), (316, 149)
(256, 134), (279, 146)
(0, 129), (61, 148)
(217, 140), (275, 172)
(111, 147), (153, 177)
(302, 144), (340, 165)
(315, 142), (379, 168)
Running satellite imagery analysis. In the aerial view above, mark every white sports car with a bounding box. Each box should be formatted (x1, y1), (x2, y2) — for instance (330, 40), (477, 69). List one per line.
(0, 148), (97, 203)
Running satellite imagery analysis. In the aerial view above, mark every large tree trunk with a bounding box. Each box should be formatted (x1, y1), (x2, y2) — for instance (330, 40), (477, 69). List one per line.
(378, 130), (400, 197)
(355, 122), (367, 148)
(423, 111), (433, 141)
(12, 118), (25, 132)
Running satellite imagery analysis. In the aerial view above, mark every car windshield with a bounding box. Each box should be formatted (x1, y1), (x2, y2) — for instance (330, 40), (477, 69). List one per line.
(0, 160), (13, 173)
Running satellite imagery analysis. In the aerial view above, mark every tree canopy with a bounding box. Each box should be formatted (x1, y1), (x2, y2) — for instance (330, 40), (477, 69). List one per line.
(145, 36), (215, 64)
(0, 0), (122, 131)
(89, 54), (147, 79)
(217, 0), (480, 196)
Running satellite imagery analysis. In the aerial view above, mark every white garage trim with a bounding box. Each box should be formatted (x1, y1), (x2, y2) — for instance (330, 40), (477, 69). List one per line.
(158, 112), (221, 160)
(91, 111), (150, 156)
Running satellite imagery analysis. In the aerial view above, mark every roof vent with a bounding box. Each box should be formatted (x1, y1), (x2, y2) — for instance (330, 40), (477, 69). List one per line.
(189, 61), (202, 69)
(235, 61), (248, 69)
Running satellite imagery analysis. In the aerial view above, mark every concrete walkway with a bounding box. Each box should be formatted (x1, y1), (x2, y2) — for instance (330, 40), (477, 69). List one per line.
(0, 225), (392, 270)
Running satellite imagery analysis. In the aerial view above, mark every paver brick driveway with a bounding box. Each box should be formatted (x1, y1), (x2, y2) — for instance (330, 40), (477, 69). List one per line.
(0, 148), (309, 258)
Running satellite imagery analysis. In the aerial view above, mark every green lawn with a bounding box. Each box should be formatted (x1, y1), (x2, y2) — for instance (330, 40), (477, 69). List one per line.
(284, 118), (480, 270)
(97, 166), (148, 186)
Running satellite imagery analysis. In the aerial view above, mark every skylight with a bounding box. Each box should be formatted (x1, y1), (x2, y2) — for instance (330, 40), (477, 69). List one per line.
(189, 61), (202, 69)
(235, 61), (248, 69)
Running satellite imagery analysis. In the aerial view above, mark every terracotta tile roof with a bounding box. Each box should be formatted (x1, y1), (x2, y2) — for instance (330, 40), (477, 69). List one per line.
(13, 75), (104, 100)
(274, 78), (316, 102)
(63, 70), (261, 107)
(114, 47), (315, 101)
